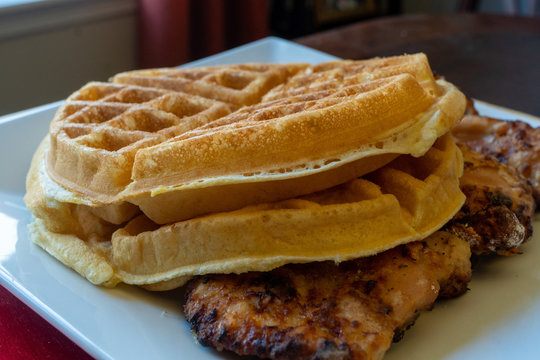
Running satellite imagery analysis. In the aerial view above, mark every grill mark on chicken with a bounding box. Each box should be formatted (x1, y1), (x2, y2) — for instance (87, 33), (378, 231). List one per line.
(452, 114), (540, 204)
(184, 232), (471, 360)
(447, 131), (536, 255)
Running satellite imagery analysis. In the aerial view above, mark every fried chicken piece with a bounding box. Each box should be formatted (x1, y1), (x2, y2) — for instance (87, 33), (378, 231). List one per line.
(452, 114), (540, 204)
(445, 141), (535, 256)
(184, 232), (471, 360)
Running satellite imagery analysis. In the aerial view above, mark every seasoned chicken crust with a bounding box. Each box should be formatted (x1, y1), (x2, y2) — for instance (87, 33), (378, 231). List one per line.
(184, 232), (471, 360)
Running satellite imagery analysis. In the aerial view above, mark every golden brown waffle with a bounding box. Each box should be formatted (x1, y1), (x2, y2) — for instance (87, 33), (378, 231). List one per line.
(26, 55), (468, 290)
(26, 133), (464, 290)
(45, 57), (465, 226)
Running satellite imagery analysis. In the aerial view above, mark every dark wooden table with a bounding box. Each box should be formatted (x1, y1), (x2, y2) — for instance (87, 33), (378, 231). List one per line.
(296, 13), (540, 117)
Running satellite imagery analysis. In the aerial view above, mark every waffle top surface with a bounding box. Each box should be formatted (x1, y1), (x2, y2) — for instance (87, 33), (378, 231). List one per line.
(45, 54), (466, 205)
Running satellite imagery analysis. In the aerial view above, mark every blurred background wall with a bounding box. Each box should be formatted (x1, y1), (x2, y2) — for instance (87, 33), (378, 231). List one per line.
(0, 0), (538, 116)
(0, 0), (138, 116)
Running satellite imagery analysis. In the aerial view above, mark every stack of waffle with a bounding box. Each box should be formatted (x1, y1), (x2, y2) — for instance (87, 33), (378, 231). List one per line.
(24, 53), (466, 290)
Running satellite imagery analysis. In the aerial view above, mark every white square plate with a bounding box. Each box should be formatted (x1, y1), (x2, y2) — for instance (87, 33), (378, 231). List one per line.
(1, 37), (539, 360)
